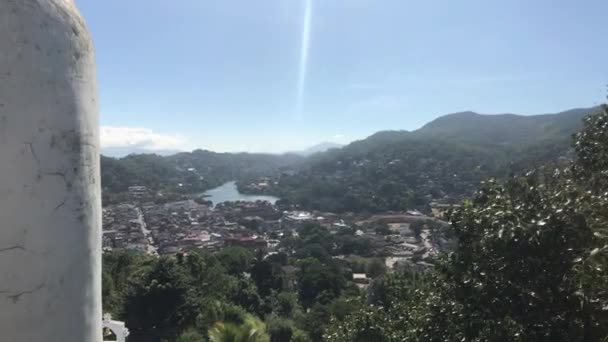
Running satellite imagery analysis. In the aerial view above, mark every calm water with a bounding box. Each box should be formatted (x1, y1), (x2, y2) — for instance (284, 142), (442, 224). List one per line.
(201, 181), (279, 207)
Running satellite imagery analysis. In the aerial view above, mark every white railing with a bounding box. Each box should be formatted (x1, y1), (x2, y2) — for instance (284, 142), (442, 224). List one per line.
(103, 314), (129, 342)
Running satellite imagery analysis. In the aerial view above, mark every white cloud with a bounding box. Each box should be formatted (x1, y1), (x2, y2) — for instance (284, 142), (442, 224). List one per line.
(100, 126), (188, 151)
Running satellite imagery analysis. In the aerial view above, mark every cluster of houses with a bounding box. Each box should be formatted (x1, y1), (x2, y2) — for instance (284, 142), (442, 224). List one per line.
(103, 199), (283, 255)
(102, 194), (453, 276)
(102, 203), (151, 253)
(141, 200), (213, 254)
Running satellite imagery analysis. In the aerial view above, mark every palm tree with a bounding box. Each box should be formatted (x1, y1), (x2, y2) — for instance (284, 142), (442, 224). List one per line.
(208, 315), (269, 342)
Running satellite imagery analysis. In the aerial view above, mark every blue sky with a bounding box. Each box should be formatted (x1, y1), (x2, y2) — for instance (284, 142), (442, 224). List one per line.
(78, 0), (608, 153)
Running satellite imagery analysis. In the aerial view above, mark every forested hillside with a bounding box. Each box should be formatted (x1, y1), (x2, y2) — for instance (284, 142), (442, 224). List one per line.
(414, 107), (592, 145)
(261, 107), (597, 212)
(101, 150), (304, 193)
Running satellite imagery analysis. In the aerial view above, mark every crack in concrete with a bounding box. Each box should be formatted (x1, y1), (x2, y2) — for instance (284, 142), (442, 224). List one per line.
(0, 245), (25, 253)
(24, 141), (40, 168)
(23, 141), (79, 211)
(54, 201), (66, 211)
(40, 170), (71, 213)
(6, 283), (46, 303)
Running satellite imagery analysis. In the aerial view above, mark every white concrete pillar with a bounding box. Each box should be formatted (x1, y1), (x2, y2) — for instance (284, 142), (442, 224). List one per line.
(0, 0), (101, 341)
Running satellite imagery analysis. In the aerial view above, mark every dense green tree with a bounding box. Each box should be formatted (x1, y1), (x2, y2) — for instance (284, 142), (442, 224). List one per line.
(251, 260), (284, 297)
(194, 300), (228, 334)
(218, 247), (255, 276)
(123, 257), (198, 341)
(336, 235), (372, 255)
(294, 243), (332, 263)
(183, 251), (237, 299)
(366, 271), (423, 307)
(231, 278), (263, 316)
(298, 223), (334, 252)
(266, 252), (288, 266)
(102, 250), (156, 319)
(102, 269), (119, 315)
(418, 175), (606, 341)
(325, 307), (397, 342)
(574, 104), (608, 192)
(365, 258), (387, 279)
(290, 330), (312, 342)
(208, 314), (270, 342)
(301, 303), (331, 342)
(176, 329), (205, 342)
(297, 258), (347, 308)
(325, 270), (428, 342)
(327, 297), (364, 322)
(212, 303), (249, 326)
(272, 292), (300, 318)
(265, 315), (295, 342)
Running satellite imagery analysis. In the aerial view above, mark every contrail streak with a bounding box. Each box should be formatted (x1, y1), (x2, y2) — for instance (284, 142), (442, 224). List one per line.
(296, 0), (312, 119)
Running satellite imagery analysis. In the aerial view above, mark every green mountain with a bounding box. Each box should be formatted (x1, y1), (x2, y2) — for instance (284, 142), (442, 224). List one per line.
(265, 107), (599, 213)
(415, 107), (592, 145)
(348, 107), (592, 148)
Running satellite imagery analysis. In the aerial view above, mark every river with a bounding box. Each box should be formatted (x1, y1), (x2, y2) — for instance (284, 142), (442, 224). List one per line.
(201, 181), (280, 207)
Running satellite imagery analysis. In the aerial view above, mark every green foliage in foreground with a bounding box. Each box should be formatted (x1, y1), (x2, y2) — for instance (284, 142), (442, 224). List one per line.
(575, 104), (608, 192)
(325, 106), (608, 341)
(103, 239), (357, 342)
(208, 314), (269, 342)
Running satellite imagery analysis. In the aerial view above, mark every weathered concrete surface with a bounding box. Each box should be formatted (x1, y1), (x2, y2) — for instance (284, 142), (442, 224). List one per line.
(0, 0), (101, 341)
